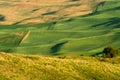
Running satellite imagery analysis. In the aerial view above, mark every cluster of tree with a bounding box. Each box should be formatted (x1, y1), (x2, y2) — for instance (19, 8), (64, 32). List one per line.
(102, 46), (120, 58)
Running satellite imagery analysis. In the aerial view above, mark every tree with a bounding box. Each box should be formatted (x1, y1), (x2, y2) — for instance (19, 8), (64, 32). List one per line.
(0, 14), (5, 21)
(103, 46), (119, 58)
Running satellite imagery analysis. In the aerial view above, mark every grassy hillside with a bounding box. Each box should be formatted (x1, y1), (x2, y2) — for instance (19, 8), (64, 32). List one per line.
(0, 52), (120, 80)
(0, 1), (120, 80)
(0, 0), (120, 55)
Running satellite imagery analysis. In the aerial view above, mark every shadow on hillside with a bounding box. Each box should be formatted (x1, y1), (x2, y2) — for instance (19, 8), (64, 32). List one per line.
(90, 17), (120, 28)
(50, 41), (68, 55)
(91, 52), (103, 57)
(42, 11), (57, 15)
(81, 6), (120, 17)
(0, 22), (50, 30)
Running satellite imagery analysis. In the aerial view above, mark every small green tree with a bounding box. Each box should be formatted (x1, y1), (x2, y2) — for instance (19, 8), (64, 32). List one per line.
(0, 15), (5, 21)
(103, 46), (119, 58)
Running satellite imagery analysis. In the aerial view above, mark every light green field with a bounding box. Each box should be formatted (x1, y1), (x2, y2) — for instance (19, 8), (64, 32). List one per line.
(0, 0), (120, 56)
(0, 52), (120, 80)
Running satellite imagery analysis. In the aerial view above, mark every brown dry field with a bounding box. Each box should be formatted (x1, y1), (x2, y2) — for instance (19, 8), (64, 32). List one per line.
(0, 0), (104, 24)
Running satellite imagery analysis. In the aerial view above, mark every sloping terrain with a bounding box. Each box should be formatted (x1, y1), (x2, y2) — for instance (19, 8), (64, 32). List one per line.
(0, 52), (120, 80)
(0, 0), (120, 55)
(0, 0), (91, 24)
(0, 1), (120, 80)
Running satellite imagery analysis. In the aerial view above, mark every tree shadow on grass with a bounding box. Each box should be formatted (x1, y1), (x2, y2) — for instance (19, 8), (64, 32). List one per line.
(91, 52), (103, 57)
(50, 41), (68, 55)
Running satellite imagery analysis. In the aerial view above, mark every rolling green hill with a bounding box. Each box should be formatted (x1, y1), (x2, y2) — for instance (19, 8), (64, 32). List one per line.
(0, 0), (120, 80)
(0, 0), (120, 56)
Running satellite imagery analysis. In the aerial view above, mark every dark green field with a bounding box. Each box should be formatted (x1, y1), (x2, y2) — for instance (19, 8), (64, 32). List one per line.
(0, 0), (120, 56)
